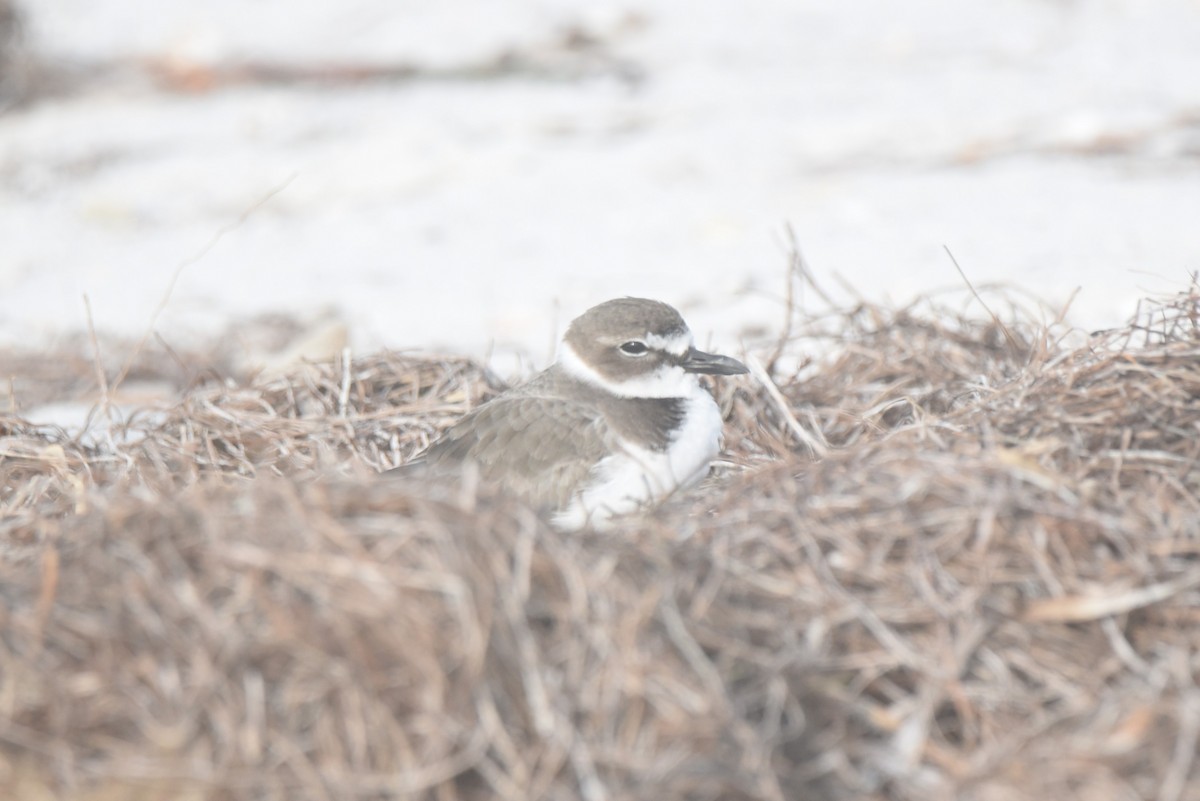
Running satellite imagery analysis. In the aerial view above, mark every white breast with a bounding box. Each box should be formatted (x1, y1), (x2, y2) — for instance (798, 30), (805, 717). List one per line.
(553, 380), (723, 531)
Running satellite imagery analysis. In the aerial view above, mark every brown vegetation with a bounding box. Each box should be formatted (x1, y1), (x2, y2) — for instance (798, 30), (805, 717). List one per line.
(2, 285), (1199, 800)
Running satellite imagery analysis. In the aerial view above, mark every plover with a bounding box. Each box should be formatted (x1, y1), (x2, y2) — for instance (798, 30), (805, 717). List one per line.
(396, 297), (747, 529)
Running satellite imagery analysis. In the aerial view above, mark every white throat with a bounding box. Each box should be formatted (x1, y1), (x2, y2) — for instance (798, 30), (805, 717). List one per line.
(557, 341), (701, 399)
(552, 339), (726, 531)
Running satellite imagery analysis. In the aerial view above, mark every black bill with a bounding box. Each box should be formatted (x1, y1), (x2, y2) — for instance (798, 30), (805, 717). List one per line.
(680, 346), (749, 376)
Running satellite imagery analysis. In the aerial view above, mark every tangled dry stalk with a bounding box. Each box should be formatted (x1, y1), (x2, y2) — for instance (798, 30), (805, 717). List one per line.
(2, 283), (1199, 800)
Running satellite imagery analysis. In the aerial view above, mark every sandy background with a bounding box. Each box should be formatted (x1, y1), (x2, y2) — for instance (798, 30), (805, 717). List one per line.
(2, 0), (1199, 370)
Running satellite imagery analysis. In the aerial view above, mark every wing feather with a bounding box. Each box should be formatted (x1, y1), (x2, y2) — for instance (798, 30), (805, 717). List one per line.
(421, 395), (614, 510)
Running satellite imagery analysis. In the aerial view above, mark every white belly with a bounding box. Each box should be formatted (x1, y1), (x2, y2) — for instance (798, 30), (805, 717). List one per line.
(553, 384), (723, 530)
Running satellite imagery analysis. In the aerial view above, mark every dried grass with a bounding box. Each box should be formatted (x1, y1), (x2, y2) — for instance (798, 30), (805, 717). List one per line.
(2, 283), (1200, 800)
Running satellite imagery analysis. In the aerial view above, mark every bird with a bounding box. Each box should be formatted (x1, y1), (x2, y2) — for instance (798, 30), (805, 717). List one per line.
(392, 297), (748, 530)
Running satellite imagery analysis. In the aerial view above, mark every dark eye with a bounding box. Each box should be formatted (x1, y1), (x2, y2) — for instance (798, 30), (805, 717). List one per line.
(619, 341), (648, 356)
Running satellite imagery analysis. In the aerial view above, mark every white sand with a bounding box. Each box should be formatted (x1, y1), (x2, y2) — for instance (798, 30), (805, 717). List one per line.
(2, 0), (1198, 372)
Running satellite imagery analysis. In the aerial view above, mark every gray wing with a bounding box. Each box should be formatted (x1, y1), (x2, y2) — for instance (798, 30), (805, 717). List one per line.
(418, 395), (614, 511)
